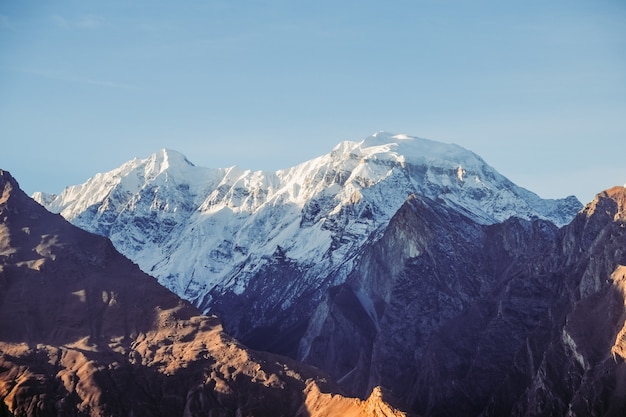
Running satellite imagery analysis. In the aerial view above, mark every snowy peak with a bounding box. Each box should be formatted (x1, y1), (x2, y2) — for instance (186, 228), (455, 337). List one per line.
(283, 131), (579, 226)
(124, 148), (203, 188)
(313, 132), (494, 194)
(43, 149), (221, 221)
(362, 131), (411, 144)
(276, 132), (489, 212)
(142, 148), (195, 178)
(31, 190), (57, 206)
(360, 131), (481, 166)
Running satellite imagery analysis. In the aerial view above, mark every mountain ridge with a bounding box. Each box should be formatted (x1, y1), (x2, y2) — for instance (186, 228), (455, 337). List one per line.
(0, 168), (409, 417)
(34, 132), (581, 290)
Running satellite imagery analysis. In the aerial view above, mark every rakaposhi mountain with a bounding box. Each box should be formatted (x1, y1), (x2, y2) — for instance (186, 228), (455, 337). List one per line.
(28, 132), (626, 415)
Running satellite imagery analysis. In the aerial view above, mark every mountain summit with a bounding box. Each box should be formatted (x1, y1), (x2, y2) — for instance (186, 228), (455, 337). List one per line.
(34, 133), (582, 358)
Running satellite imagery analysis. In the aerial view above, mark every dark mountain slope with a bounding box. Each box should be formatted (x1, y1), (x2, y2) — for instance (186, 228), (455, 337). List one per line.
(301, 187), (626, 416)
(506, 186), (626, 417)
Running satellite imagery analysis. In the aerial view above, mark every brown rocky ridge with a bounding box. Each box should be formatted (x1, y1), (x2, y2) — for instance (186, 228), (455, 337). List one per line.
(0, 169), (409, 417)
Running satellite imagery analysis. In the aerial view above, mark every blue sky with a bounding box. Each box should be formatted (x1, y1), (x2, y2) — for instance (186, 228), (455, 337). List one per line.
(1, 0), (624, 204)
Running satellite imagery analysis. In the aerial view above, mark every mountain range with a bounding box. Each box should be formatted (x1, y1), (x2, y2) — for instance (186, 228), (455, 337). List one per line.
(22, 131), (626, 415)
(33, 133), (581, 356)
(0, 168), (407, 416)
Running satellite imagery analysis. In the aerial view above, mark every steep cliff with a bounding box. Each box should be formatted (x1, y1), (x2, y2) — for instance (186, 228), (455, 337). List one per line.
(507, 187), (626, 416)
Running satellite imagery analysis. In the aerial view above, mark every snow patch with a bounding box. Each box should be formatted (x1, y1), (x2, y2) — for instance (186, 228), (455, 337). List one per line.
(457, 166), (466, 182)
(562, 329), (588, 370)
(355, 287), (379, 331)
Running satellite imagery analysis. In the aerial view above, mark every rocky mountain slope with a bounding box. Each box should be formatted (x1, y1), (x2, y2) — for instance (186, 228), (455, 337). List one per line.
(33, 133), (581, 358)
(302, 185), (626, 416)
(0, 169), (408, 417)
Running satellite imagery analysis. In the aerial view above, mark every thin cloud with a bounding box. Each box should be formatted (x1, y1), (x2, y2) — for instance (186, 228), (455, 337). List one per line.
(50, 14), (70, 29)
(77, 14), (104, 29)
(0, 14), (11, 29)
(135, 22), (158, 33)
(50, 14), (105, 30)
(21, 68), (138, 90)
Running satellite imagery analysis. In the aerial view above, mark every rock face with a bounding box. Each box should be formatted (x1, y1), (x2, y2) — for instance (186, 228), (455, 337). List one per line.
(0, 170), (408, 417)
(302, 187), (626, 416)
(510, 186), (626, 417)
(34, 133), (581, 359)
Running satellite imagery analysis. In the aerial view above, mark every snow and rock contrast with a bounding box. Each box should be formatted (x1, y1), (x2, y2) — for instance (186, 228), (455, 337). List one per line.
(35, 132), (581, 359)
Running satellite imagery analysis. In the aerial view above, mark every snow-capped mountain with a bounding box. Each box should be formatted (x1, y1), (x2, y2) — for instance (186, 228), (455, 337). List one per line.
(35, 132), (581, 355)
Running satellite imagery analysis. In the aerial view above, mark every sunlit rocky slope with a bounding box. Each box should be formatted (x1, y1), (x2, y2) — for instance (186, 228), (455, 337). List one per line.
(0, 169), (408, 417)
